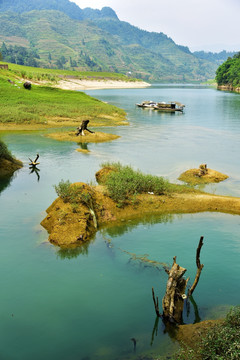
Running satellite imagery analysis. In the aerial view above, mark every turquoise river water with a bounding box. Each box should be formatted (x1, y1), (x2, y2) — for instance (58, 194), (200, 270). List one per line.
(0, 84), (240, 359)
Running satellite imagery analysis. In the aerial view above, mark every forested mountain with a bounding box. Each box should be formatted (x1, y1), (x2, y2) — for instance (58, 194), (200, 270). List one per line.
(0, 0), (118, 20)
(0, 0), (217, 81)
(193, 50), (237, 65)
(216, 52), (240, 87)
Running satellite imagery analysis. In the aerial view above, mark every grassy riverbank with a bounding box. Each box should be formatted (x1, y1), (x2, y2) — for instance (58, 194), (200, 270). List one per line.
(0, 62), (129, 129)
(174, 306), (240, 360)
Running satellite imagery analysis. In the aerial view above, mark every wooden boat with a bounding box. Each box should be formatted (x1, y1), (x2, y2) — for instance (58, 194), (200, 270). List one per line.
(154, 101), (185, 112)
(136, 100), (157, 108)
(136, 101), (185, 112)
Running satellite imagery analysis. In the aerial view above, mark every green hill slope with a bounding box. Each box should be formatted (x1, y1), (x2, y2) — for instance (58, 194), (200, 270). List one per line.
(0, 0), (217, 82)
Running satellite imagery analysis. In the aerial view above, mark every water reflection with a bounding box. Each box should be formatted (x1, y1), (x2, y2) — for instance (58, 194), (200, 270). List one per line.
(29, 166), (40, 181)
(56, 241), (90, 259)
(102, 213), (177, 238)
(0, 173), (16, 195)
(78, 142), (89, 151)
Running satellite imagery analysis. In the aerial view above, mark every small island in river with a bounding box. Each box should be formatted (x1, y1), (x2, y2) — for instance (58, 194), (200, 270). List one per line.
(178, 164), (229, 185)
(41, 163), (237, 248)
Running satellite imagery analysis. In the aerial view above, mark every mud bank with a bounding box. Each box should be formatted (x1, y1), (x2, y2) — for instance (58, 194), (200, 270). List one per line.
(217, 84), (240, 93)
(0, 158), (23, 178)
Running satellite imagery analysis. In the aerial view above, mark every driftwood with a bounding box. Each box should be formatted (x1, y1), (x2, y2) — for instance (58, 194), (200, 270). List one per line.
(188, 236), (204, 297)
(76, 120), (94, 136)
(23, 81), (31, 90)
(152, 236), (204, 324)
(198, 164), (208, 176)
(29, 154), (40, 167)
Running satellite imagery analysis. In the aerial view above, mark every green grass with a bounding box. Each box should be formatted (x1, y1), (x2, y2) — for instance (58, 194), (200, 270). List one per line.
(100, 162), (191, 206)
(173, 306), (240, 360)
(1, 61), (137, 82)
(0, 67), (126, 125)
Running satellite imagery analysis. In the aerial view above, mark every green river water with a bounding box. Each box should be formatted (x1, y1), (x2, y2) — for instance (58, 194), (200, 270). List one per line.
(0, 84), (240, 359)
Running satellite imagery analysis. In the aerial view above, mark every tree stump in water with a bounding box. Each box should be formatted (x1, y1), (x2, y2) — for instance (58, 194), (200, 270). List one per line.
(162, 256), (189, 323)
(198, 164), (208, 176)
(152, 236), (204, 324)
(29, 154), (40, 167)
(76, 120), (94, 136)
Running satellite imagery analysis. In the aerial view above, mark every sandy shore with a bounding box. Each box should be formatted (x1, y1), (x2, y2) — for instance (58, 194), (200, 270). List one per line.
(54, 78), (151, 91)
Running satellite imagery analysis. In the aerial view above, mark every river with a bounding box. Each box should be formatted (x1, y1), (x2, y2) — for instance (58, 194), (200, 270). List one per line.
(0, 84), (240, 359)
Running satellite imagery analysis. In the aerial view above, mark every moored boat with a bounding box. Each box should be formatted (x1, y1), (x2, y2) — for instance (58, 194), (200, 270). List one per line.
(136, 100), (157, 108)
(136, 100), (185, 112)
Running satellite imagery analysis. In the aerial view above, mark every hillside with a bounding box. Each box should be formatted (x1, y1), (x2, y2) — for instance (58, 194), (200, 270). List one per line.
(216, 52), (240, 88)
(0, 63), (127, 128)
(193, 50), (237, 65)
(0, 0), (217, 82)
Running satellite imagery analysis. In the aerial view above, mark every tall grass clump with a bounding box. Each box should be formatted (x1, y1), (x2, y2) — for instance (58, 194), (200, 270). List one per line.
(101, 162), (170, 206)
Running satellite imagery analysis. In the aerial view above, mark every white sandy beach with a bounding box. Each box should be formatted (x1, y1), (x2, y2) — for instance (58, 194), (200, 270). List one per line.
(54, 78), (151, 91)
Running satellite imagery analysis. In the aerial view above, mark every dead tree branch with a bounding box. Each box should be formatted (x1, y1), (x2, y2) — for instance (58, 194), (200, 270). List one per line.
(152, 287), (161, 318)
(29, 154), (40, 167)
(188, 236), (204, 297)
(76, 120), (95, 136)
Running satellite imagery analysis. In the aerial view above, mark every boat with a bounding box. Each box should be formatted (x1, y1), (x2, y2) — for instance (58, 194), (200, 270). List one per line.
(136, 101), (185, 112)
(136, 100), (157, 108)
(154, 101), (185, 112)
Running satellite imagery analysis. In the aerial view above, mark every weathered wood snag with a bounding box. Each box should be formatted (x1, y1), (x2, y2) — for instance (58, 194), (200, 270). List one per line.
(23, 81), (32, 90)
(198, 164), (208, 176)
(162, 256), (189, 323)
(76, 120), (95, 136)
(188, 236), (204, 297)
(29, 154), (40, 167)
(152, 236), (204, 324)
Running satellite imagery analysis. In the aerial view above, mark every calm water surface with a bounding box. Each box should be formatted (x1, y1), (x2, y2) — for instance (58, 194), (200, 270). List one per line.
(0, 85), (240, 359)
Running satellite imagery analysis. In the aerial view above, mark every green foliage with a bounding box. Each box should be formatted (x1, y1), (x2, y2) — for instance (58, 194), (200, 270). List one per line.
(0, 42), (40, 67)
(0, 140), (15, 161)
(216, 52), (240, 87)
(101, 162), (170, 206)
(194, 50), (237, 65)
(174, 306), (240, 360)
(54, 180), (95, 210)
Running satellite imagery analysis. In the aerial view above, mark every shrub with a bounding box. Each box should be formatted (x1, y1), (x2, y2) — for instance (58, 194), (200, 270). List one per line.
(0, 140), (14, 161)
(54, 180), (95, 209)
(173, 306), (240, 360)
(101, 162), (170, 206)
